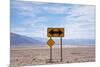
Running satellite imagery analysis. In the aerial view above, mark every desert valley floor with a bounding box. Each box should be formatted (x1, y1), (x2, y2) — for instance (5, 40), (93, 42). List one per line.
(10, 45), (95, 67)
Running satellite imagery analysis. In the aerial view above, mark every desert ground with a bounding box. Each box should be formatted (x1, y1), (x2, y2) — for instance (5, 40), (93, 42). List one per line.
(10, 45), (95, 67)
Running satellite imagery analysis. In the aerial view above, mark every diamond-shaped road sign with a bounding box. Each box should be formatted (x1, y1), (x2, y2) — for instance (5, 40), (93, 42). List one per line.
(47, 28), (64, 37)
(47, 38), (55, 48)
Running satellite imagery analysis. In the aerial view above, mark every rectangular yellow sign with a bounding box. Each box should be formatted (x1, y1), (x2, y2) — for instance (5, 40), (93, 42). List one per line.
(47, 28), (64, 37)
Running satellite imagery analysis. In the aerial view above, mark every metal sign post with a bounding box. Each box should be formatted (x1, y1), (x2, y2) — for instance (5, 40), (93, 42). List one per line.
(60, 37), (62, 62)
(50, 37), (52, 62)
(47, 28), (64, 62)
(47, 37), (55, 62)
(50, 45), (52, 62)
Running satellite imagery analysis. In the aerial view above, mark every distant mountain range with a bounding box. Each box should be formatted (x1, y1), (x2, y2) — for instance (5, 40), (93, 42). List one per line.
(10, 32), (95, 46)
(10, 33), (44, 46)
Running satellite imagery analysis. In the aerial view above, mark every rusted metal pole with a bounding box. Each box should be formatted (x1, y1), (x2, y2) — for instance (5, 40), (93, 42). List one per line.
(50, 37), (52, 62)
(60, 37), (62, 62)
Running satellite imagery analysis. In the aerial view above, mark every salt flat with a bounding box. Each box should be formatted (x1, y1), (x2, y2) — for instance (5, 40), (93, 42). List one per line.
(10, 45), (95, 67)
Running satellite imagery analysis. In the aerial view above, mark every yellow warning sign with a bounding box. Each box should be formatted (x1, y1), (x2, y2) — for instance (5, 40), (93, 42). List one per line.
(47, 38), (55, 48)
(47, 28), (64, 37)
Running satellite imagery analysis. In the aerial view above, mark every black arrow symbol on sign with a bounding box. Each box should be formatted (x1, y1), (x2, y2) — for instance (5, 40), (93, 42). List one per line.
(49, 29), (63, 36)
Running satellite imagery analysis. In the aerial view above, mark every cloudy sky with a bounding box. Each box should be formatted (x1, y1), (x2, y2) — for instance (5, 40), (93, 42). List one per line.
(11, 0), (95, 39)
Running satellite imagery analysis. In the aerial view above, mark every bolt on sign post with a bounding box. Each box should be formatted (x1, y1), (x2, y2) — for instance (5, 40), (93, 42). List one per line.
(47, 28), (64, 62)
